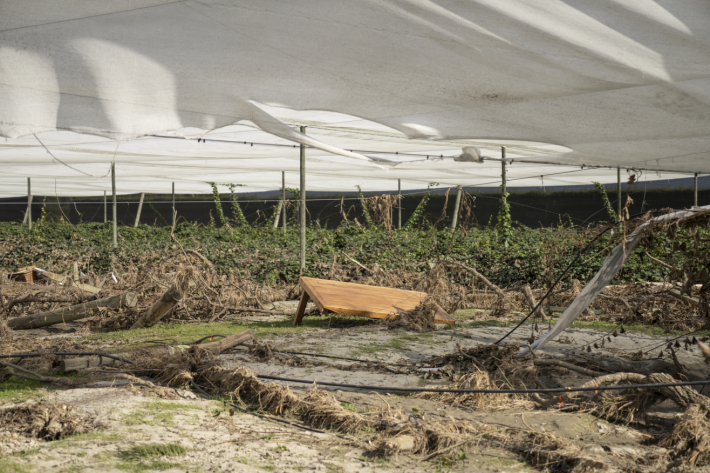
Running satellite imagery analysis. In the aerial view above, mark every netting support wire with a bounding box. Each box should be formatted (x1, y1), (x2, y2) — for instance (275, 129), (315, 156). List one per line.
(111, 163), (117, 248)
(451, 186), (462, 231)
(695, 173), (699, 207)
(617, 166), (622, 219)
(171, 182), (175, 228)
(134, 192), (144, 227)
(397, 178), (402, 230)
(300, 126), (307, 274)
(25, 178), (32, 229)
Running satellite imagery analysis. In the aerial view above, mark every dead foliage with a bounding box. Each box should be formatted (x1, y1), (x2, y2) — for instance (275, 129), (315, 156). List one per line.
(0, 401), (99, 456)
(382, 298), (437, 332)
(416, 343), (536, 410)
(659, 404), (710, 467)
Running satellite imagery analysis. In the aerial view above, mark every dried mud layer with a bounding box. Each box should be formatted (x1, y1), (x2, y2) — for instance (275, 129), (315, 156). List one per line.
(2, 310), (710, 473)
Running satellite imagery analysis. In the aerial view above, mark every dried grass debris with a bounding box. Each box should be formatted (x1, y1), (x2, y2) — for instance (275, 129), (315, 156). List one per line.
(382, 297), (437, 332)
(0, 401), (100, 456)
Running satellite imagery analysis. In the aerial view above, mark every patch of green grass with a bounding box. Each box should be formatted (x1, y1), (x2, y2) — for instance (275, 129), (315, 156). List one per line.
(324, 463), (344, 473)
(121, 400), (202, 427)
(48, 431), (125, 449)
(80, 316), (373, 348)
(340, 402), (358, 412)
(118, 443), (186, 461)
(0, 377), (53, 403)
(0, 461), (32, 473)
(258, 465), (275, 472)
(59, 466), (84, 473)
(293, 466), (305, 472)
(568, 319), (710, 338)
(274, 444), (288, 452)
(116, 443), (186, 473)
(116, 461), (180, 472)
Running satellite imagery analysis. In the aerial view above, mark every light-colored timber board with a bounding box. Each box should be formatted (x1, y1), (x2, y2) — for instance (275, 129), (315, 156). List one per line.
(299, 276), (454, 324)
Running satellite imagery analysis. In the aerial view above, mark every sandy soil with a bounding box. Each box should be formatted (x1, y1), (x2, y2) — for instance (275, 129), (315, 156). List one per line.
(2, 313), (710, 473)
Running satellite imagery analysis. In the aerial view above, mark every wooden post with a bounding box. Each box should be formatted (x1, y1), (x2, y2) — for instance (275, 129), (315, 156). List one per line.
(451, 186), (462, 231)
(172, 182), (176, 228)
(282, 171), (286, 232)
(26, 178), (32, 229)
(300, 126), (306, 273)
(617, 166), (622, 220)
(112, 163), (117, 248)
(398, 179), (402, 230)
(134, 192), (144, 227)
(694, 173), (698, 207)
(103, 190), (107, 223)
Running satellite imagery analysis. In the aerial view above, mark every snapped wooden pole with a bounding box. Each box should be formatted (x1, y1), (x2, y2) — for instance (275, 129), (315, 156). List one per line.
(694, 173), (698, 207)
(451, 186), (462, 231)
(103, 190), (107, 223)
(617, 166), (622, 219)
(9, 292), (137, 330)
(130, 274), (191, 329)
(26, 178), (32, 229)
(282, 171), (286, 232)
(112, 163), (117, 248)
(398, 178), (402, 230)
(300, 126), (306, 273)
(272, 200), (283, 228)
(172, 182), (176, 228)
(134, 192), (145, 227)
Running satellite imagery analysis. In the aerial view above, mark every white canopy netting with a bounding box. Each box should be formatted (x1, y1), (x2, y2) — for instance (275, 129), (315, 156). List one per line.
(1, 1), (709, 197)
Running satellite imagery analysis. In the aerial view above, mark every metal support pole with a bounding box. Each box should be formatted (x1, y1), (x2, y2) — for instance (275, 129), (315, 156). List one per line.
(451, 186), (462, 231)
(502, 148), (507, 249)
(26, 178), (32, 229)
(112, 163), (117, 248)
(617, 166), (622, 220)
(134, 192), (145, 227)
(300, 127), (306, 273)
(398, 179), (402, 230)
(172, 182), (175, 228)
(104, 191), (107, 223)
(694, 173), (698, 207)
(282, 171), (286, 232)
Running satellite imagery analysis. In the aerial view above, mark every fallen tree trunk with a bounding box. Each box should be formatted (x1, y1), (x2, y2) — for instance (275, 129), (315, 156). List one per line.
(60, 330), (255, 372)
(6, 294), (98, 313)
(8, 292), (137, 330)
(131, 274), (192, 329)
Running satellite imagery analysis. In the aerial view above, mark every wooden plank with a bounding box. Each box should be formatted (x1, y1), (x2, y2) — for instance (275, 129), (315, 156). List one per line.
(10, 266), (35, 283)
(299, 277), (326, 311)
(35, 269), (101, 294)
(297, 277), (454, 324)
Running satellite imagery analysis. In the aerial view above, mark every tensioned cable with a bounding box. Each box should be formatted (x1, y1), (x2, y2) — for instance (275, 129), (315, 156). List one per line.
(493, 222), (615, 345)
